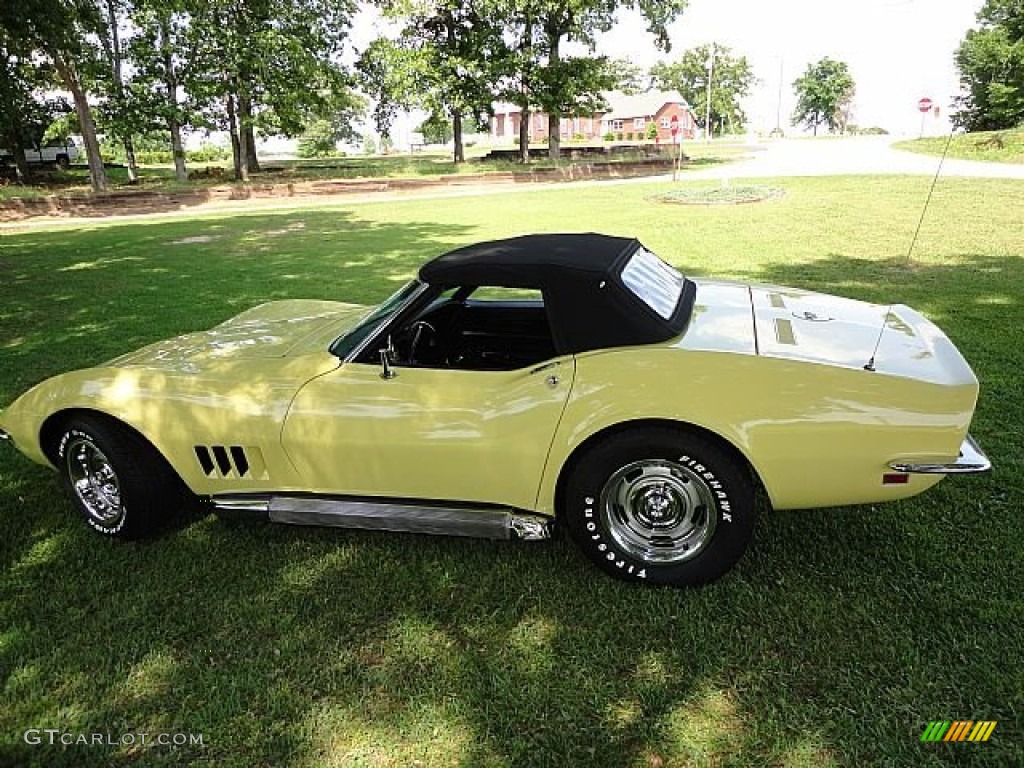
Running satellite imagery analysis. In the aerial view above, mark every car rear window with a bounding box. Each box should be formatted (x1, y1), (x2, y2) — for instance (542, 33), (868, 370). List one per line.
(620, 247), (685, 319)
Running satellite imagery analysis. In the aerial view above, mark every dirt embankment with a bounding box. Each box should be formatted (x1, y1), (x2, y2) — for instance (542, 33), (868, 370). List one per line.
(0, 160), (673, 223)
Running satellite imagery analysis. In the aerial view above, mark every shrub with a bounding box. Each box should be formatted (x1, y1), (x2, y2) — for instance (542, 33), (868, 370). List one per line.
(603, 132), (615, 142)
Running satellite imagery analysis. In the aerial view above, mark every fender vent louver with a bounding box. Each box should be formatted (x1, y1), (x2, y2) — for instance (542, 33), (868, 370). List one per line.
(194, 445), (268, 480)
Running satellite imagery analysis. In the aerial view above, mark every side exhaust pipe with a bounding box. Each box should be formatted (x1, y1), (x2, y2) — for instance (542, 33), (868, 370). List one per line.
(211, 495), (553, 541)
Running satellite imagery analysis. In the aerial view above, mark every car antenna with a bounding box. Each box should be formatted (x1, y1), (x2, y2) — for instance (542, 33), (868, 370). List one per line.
(863, 131), (955, 372)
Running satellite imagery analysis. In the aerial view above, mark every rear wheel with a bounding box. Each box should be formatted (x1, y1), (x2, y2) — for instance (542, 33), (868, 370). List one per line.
(55, 416), (188, 539)
(564, 428), (755, 586)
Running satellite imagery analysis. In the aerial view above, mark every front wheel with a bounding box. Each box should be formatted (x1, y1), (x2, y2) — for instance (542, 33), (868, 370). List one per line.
(563, 428), (756, 587)
(56, 416), (188, 539)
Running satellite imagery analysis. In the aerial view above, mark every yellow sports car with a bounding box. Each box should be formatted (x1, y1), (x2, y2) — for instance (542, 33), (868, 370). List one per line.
(0, 234), (990, 586)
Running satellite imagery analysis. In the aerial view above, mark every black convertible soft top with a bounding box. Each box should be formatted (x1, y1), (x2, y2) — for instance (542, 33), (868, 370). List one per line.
(419, 233), (696, 354)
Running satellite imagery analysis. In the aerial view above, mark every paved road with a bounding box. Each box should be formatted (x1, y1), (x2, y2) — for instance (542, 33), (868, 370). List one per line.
(685, 135), (1024, 181)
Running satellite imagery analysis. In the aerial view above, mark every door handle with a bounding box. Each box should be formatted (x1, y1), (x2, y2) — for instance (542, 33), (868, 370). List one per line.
(530, 361), (559, 375)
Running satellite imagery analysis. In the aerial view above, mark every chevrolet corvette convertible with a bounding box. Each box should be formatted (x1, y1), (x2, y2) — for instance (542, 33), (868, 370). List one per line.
(0, 234), (990, 586)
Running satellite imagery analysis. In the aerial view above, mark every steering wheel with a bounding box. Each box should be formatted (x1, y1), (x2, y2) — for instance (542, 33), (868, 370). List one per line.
(407, 320), (436, 363)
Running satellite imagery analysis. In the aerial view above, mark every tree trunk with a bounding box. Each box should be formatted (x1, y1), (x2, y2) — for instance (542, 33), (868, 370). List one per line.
(168, 119), (187, 182)
(547, 32), (561, 161)
(52, 52), (107, 192)
(12, 146), (32, 184)
(518, 107), (530, 163)
(123, 138), (139, 183)
(244, 123), (260, 172)
(518, 15), (532, 163)
(238, 89), (259, 172)
(226, 93), (241, 179)
(158, 13), (187, 182)
(548, 113), (561, 160)
(452, 109), (464, 164)
(235, 89), (251, 182)
(105, 0), (137, 183)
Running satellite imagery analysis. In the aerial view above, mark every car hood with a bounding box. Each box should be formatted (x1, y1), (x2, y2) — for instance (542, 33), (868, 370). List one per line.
(107, 300), (368, 367)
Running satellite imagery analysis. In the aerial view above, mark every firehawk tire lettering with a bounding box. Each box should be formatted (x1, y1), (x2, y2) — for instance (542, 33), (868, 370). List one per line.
(564, 428), (755, 587)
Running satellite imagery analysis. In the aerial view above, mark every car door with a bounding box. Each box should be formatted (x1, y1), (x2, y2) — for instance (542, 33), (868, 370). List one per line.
(280, 356), (575, 511)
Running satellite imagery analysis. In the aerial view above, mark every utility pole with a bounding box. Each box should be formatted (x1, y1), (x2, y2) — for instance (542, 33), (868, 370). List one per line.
(705, 44), (715, 142)
(775, 57), (784, 135)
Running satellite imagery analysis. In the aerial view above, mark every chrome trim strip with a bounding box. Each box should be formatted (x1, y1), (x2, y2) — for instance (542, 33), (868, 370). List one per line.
(889, 434), (992, 475)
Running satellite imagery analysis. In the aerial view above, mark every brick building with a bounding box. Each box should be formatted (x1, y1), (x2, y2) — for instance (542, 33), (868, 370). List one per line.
(490, 91), (697, 143)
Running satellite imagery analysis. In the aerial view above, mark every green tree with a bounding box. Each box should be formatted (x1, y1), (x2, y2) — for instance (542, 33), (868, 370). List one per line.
(953, 0), (1024, 131)
(185, 0), (356, 180)
(360, 1), (508, 163)
(524, 0), (689, 160)
(125, 0), (195, 181)
(791, 57), (855, 135)
(651, 43), (755, 135)
(607, 58), (648, 95)
(0, 0), (110, 191)
(296, 94), (364, 157)
(0, 30), (69, 182)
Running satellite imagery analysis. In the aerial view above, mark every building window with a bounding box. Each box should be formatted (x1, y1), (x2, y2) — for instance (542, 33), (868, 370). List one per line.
(634, 117), (646, 130)
(659, 117), (671, 129)
(611, 119), (623, 131)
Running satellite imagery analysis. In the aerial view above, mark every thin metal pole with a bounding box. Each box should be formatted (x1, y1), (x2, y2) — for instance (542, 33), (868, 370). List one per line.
(705, 45), (715, 142)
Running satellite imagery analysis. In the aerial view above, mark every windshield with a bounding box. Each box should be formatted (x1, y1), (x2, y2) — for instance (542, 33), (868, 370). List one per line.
(330, 280), (423, 359)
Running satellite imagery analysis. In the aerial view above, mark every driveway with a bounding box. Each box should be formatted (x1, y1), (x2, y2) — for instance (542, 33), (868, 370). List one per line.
(685, 135), (1024, 180)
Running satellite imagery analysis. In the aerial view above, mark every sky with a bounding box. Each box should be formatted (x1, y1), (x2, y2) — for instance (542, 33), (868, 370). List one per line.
(350, 0), (985, 141)
(595, 0), (984, 136)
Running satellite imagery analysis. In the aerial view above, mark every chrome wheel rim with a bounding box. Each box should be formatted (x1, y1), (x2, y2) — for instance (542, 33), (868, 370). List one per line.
(65, 437), (124, 529)
(599, 459), (717, 564)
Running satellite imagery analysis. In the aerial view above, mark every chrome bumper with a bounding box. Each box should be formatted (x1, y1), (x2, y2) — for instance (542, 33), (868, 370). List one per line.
(889, 434), (991, 475)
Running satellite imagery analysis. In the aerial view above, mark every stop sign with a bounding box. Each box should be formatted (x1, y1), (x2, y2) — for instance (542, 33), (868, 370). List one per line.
(670, 115), (680, 136)
(917, 97), (934, 113)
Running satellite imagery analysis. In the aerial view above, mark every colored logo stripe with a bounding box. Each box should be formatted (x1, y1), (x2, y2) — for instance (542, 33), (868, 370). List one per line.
(969, 721), (997, 742)
(921, 721), (996, 742)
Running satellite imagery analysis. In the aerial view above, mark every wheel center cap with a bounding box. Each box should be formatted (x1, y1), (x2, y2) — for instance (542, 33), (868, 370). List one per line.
(643, 488), (674, 519)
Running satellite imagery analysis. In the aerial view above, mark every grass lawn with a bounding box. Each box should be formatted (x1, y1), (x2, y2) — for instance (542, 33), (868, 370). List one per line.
(895, 127), (1024, 164)
(0, 176), (1022, 767)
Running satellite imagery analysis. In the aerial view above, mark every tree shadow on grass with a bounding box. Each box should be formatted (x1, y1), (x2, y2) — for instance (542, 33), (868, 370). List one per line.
(1, 245), (1021, 767)
(0, 209), (475, 403)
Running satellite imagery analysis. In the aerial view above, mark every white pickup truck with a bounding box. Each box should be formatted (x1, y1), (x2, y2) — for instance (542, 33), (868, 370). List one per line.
(0, 137), (80, 168)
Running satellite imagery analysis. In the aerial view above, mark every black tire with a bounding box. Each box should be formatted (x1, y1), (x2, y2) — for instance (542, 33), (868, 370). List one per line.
(563, 427), (755, 587)
(55, 416), (188, 539)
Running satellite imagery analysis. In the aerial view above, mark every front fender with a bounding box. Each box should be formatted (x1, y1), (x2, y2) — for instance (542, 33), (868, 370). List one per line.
(0, 354), (338, 493)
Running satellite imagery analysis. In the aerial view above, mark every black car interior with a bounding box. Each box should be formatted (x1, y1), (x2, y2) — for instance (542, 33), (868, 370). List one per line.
(392, 286), (557, 371)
